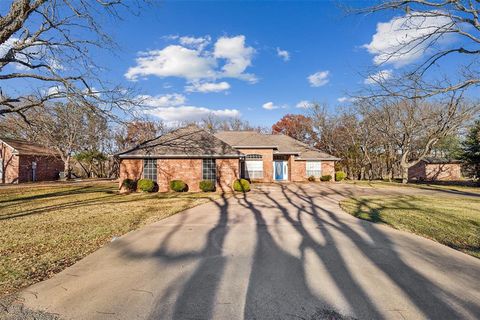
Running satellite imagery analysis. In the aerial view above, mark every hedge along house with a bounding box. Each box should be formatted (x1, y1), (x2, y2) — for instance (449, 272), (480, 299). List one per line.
(0, 137), (64, 184)
(214, 131), (340, 182)
(117, 125), (243, 192)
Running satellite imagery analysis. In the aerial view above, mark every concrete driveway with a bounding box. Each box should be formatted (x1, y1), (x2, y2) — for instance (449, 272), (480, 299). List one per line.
(17, 183), (480, 319)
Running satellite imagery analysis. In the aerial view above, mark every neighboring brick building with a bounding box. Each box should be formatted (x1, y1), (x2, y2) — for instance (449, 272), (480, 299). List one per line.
(408, 158), (463, 181)
(118, 125), (339, 192)
(0, 138), (63, 184)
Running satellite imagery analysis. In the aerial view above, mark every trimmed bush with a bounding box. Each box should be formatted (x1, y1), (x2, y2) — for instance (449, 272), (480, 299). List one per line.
(308, 175), (316, 182)
(335, 171), (347, 181)
(233, 178), (251, 192)
(170, 180), (188, 192)
(137, 178), (156, 192)
(320, 175), (332, 182)
(121, 178), (137, 192)
(199, 180), (216, 192)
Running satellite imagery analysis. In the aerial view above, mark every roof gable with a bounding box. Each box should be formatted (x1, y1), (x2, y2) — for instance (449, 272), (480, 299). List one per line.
(118, 125), (243, 158)
(0, 138), (58, 156)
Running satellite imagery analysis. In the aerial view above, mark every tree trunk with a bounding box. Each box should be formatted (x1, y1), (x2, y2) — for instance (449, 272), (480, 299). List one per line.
(64, 156), (72, 180)
(401, 165), (409, 184)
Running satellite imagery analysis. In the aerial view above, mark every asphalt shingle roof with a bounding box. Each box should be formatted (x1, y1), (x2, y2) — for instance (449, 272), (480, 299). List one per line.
(215, 131), (340, 160)
(1, 138), (58, 156)
(118, 125), (243, 158)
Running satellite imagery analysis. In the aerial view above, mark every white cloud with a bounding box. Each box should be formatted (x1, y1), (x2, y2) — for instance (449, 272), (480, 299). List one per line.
(185, 81), (230, 93)
(138, 93), (186, 107)
(308, 71), (330, 87)
(179, 36), (211, 51)
(337, 96), (356, 103)
(145, 106), (240, 122)
(125, 45), (216, 81)
(276, 47), (290, 62)
(363, 12), (454, 67)
(126, 35), (257, 85)
(262, 101), (281, 110)
(296, 100), (314, 109)
(364, 69), (393, 85)
(213, 35), (257, 83)
(138, 93), (239, 122)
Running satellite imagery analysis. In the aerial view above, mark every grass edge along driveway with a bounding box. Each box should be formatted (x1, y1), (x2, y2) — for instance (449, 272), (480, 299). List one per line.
(0, 181), (220, 297)
(340, 194), (480, 259)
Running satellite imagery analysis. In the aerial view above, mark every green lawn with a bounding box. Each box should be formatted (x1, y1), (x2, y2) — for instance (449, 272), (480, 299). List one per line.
(340, 195), (480, 258)
(345, 180), (480, 194)
(0, 181), (219, 297)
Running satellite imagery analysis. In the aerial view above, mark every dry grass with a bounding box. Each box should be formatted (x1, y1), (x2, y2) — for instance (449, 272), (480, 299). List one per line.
(0, 181), (220, 297)
(340, 195), (480, 258)
(345, 180), (480, 194)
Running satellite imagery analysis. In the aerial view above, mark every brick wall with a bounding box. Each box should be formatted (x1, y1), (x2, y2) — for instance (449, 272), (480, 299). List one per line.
(408, 162), (426, 181)
(18, 155), (63, 183)
(321, 161), (335, 178)
(426, 163), (462, 181)
(291, 158), (306, 182)
(157, 158), (203, 192)
(216, 158), (240, 192)
(119, 158), (239, 192)
(0, 143), (19, 183)
(237, 148), (273, 182)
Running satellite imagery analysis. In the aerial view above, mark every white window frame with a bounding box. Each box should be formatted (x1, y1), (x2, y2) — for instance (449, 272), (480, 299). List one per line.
(143, 159), (158, 182)
(245, 154), (263, 179)
(306, 161), (321, 177)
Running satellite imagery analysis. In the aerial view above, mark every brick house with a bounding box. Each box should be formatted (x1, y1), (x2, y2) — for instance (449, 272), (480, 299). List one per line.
(0, 138), (64, 184)
(215, 130), (339, 182)
(408, 157), (463, 181)
(118, 125), (339, 192)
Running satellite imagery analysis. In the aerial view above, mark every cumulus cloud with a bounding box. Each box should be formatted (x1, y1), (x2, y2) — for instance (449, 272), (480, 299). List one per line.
(308, 71), (330, 87)
(364, 69), (393, 85)
(214, 35), (257, 83)
(276, 48), (290, 61)
(138, 93), (239, 122)
(363, 12), (454, 67)
(125, 45), (216, 81)
(179, 36), (211, 51)
(185, 81), (230, 93)
(126, 35), (256, 85)
(296, 100), (314, 109)
(138, 93), (186, 107)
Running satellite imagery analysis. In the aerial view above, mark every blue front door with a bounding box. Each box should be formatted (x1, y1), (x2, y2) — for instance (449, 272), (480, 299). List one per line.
(275, 161), (283, 180)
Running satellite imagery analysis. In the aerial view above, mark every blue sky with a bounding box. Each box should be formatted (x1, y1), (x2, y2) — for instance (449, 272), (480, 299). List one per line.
(2, 1), (474, 127)
(105, 1), (380, 126)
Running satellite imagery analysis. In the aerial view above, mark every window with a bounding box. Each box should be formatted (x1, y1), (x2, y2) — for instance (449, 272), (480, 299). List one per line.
(246, 154), (263, 179)
(143, 159), (157, 182)
(306, 161), (321, 177)
(202, 158), (216, 181)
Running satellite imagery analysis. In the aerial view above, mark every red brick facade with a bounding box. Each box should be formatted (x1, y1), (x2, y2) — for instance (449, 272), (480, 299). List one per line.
(119, 158), (240, 192)
(408, 162), (462, 181)
(237, 148), (274, 182)
(290, 159), (335, 182)
(0, 142), (63, 184)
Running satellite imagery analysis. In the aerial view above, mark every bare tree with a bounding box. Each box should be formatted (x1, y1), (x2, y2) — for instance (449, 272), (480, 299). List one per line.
(360, 93), (477, 183)
(356, 0), (480, 98)
(0, 0), (141, 118)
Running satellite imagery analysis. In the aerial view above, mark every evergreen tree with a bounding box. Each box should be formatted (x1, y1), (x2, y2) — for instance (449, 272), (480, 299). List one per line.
(462, 120), (480, 179)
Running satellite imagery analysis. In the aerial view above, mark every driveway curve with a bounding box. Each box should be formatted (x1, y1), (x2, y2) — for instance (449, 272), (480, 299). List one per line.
(18, 183), (480, 319)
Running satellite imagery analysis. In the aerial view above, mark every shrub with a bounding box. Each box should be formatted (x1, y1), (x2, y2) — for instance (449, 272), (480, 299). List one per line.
(335, 171), (347, 181)
(233, 178), (251, 192)
(199, 180), (216, 192)
(137, 178), (156, 192)
(320, 175), (332, 182)
(170, 180), (188, 192)
(308, 175), (316, 182)
(121, 178), (137, 192)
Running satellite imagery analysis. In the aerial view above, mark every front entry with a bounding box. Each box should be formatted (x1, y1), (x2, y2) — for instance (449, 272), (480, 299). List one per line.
(274, 161), (288, 181)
